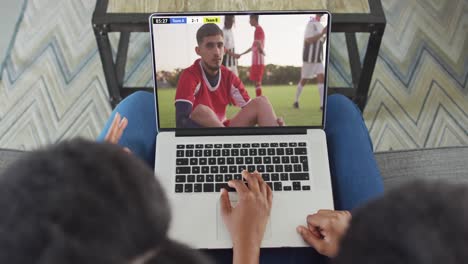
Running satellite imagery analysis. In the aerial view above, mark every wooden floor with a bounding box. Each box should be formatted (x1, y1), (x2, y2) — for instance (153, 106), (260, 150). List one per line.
(107, 0), (370, 13)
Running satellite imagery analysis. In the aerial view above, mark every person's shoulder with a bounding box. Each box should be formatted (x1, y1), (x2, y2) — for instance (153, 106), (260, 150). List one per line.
(181, 60), (201, 78)
(221, 66), (241, 83)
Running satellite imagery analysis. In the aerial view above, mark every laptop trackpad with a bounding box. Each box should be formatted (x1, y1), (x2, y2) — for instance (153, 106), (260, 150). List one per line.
(216, 194), (272, 241)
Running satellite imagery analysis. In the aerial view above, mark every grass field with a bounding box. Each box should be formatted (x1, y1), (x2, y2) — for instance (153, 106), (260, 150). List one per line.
(157, 85), (323, 128)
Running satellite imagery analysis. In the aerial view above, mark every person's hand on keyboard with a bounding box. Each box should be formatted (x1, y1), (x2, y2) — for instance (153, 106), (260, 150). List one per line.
(220, 170), (273, 264)
(296, 210), (352, 257)
(104, 112), (131, 154)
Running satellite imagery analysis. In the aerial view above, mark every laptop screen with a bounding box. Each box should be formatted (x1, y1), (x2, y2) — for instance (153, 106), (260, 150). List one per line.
(150, 11), (330, 131)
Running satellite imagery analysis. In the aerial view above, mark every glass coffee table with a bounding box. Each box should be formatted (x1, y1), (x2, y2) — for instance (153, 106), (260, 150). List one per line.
(93, 0), (385, 110)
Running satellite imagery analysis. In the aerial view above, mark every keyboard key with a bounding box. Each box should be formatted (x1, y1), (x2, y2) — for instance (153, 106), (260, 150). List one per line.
(175, 184), (184, 193)
(234, 174), (242, 180)
(220, 166), (228, 173)
(274, 182), (282, 191)
(240, 149), (248, 156)
(300, 156), (308, 163)
(276, 148), (285, 155)
(238, 165), (247, 172)
(242, 143), (251, 148)
(254, 157), (262, 164)
(215, 174), (223, 182)
(190, 158), (198, 165)
(204, 150), (212, 156)
(194, 184), (203, 192)
(184, 184), (193, 193)
(195, 150), (202, 157)
(282, 156), (290, 164)
(299, 142), (307, 147)
(227, 158), (235, 164)
(186, 145), (195, 149)
(175, 175), (186, 183)
(252, 143), (260, 148)
(206, 174), (214, 182)
(229, 166), (237, 173)
(261, 143), (269, 147)
(196, 175), (204, 182)
(289, 142), (297, 147)
(271, 173), (280, 181)
(187, 175), (195, 183)
(294, 164), (302, 172)
(285, 165), (293, 172)
(216, 183), (235, 192)
(205, 144), (213, 148)
(213, 149), (221, 156)
(195, 144), (203, 149)
(257, 165), (265, 173)
(249, 149), (257, 156)
(290, 173), (309, 181)
(293, 181), (301, 191)
(295, 148), (307, 155)
(199, 158), (207, 165)
(236, 157), (244, 164)
(225, 174), (233, 181)
(271, 143), (278, 147)
(202, 166), (210, 174)
(176, 167), (191, 174)
(215, 144), (222, 148)
(266, 165), (274, 172)
(176, 150), (184, 157)
(177, 145), (185, 149)
(223, 144), (232, 148)
(283, 186), (292, 191)
(245, 157), (253, 164)
(192, 167), (200, 174)
(217, 157), (226, 165)
(233, 144), (241, 148)
(209, 158), (216, 165)
(267, 148), (275, 156)
(263, 157), (272, 164)
(186, 150), (194, 157)
(286, 148), (294, 155)
(262, 174), (270, 181)
(210, 166), (219, 173)
(204, 183), (214, 192)
(275, 165), (284, 173)
(176, 158), (188, 166)
(280, 173), (288, 181)
(259, 149), (266, 156)
(273, 157), (281, 164)
(303, 162), (309, 172)
(231, 149), (239, 156)
(291, 156), (299, 163)
(222, 149), (230, 156)
(280, 143), (288, 147)
(248, 165), (256, 172)
(302, 185), (311, 191)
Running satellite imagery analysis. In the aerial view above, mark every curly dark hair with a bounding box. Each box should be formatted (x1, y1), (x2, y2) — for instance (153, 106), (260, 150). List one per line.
(334, 180), (468, 264)
(0, 139), (211, 264)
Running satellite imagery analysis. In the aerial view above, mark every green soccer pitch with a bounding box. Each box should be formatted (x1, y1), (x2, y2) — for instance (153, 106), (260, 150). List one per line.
(156, 85), (323, 128)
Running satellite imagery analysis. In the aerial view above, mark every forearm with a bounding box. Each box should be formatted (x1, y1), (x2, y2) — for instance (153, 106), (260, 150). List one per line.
(305, 34), (324, 44)
(240, 47), (252, 55)
(233, 245), (260, 264)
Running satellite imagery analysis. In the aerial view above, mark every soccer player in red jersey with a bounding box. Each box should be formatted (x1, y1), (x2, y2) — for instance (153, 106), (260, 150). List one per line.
(175, 23), (284, 128)
(240, 15), (265, 97)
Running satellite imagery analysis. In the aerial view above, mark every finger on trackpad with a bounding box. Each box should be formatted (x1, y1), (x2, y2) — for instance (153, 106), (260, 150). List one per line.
(216, 195), (272, 241)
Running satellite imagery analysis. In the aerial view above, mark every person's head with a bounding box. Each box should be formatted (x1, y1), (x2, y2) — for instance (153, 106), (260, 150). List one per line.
(334, 180), (468, 264)
(316, 14), (323, 20)
(224, 15), (235, 29)
(0, 139), (211, 264)
(249, 14), (259, 26)
(195, 23), (224, 74)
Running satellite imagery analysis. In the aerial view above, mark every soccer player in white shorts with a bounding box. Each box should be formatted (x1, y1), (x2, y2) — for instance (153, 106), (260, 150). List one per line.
(294, 14), (327, 110)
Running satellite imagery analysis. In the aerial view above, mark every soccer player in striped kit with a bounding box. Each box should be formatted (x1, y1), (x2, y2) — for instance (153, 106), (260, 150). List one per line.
(294, 14), (327, 110)
(240, 14), (265, 97)
(222, 15), (241, 76)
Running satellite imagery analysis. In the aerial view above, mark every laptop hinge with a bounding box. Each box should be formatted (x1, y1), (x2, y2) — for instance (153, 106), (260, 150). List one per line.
(175, 128), (308, 137)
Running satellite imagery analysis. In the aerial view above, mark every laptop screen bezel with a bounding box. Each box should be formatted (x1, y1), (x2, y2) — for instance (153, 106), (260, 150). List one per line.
(149, 10), (331, 135)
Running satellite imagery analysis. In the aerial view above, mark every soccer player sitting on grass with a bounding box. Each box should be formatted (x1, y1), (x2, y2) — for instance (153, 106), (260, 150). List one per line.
(175, 23), (284, 128)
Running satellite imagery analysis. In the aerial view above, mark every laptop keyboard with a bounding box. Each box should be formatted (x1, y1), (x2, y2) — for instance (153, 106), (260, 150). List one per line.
(174, 142), (310, 193)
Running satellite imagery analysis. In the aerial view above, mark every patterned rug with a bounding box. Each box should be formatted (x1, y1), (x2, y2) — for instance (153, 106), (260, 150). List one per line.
(0, 0), (466, 151)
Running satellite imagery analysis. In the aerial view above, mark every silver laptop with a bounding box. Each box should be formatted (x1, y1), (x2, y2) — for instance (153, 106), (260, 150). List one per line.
(150, 11), (334, 249)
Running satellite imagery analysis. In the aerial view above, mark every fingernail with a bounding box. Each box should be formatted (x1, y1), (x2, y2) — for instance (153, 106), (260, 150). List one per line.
(296, 226), (303, 233)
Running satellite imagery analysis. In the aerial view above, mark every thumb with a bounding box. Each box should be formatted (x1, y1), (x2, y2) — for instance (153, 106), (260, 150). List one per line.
(297, 226), (323, 250)
(219, 189), (232, 217)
